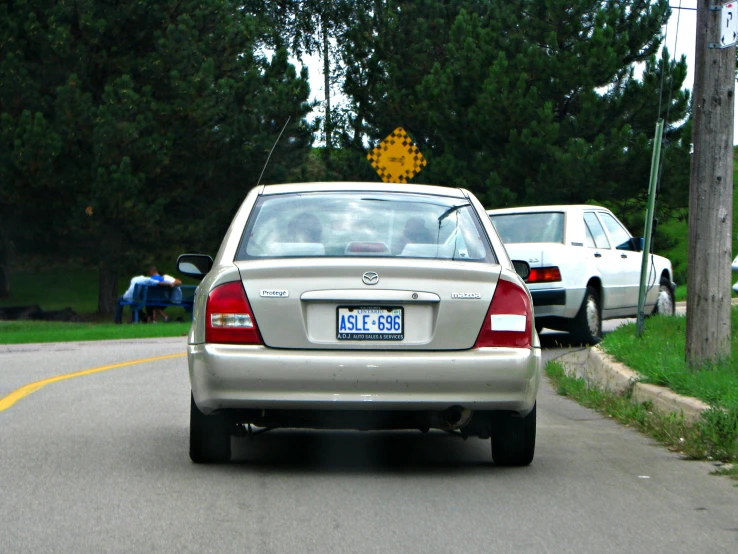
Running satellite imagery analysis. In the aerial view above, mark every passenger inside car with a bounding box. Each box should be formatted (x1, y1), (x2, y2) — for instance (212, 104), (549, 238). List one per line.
(392, 216), (435, 255)
(286, 212), (323, 243)
(258, 212), (327, 256)
(243, 193), (489, 261)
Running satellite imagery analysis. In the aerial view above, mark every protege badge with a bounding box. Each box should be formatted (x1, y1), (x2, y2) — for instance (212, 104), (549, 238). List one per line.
(452, 292), (481, 299)
(260, 289), (289, 298)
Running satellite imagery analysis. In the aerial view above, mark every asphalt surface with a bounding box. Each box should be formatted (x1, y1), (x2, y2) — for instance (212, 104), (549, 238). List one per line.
(1, 326), (736, 553)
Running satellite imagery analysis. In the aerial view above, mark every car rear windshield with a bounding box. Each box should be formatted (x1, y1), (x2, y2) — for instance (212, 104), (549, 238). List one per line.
(489, 212), (564, 244)
(236, 191), (495, 262)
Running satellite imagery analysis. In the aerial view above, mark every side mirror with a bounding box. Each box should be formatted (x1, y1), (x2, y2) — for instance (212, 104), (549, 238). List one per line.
(511, 260), (531, 280)
(633, 237), (645, 252)
(177, 254), (213, 280)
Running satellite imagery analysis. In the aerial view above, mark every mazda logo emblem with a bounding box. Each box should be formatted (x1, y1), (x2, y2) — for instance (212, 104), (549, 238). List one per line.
(362, 271), (379, 285)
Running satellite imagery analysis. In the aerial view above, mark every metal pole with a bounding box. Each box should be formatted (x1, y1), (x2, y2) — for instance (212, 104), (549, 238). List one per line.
(636, 118), (664, 337)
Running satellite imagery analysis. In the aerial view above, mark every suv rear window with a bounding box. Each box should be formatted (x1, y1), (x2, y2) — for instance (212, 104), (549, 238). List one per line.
(489, 212), (564, 244)
(236, 192), (494, 262)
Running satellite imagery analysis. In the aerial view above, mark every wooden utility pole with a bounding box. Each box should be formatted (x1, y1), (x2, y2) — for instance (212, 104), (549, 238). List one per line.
(686, 0), (735, 366)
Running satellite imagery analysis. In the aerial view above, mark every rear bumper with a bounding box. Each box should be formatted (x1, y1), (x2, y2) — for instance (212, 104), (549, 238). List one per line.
(188, 344), (540, 415)
(530, 286), (585, 319)
(531, 288), (566, 306)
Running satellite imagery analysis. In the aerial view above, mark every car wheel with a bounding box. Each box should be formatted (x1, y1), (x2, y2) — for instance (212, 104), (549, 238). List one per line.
(570, 285), (602, 344)
(491, 403), (536, 466)
(190, 393), (232, 463)
(653, 278), (675, 316)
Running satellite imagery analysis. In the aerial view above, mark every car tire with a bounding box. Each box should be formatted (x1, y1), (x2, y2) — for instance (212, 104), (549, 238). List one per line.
(570, 285), (602, 344)
(653, 278), (675, 316)
(491, 403), (536, 467)
(190, 393), (232, 464)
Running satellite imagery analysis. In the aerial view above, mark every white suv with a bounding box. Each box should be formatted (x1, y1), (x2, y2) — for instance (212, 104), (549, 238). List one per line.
(487, 205), (675, 343)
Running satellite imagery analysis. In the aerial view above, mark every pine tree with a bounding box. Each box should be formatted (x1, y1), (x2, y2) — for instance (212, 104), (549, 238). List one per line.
(0, 0), (312, 311)
(243, 0), (373, 156)
(357, 1), (689, 215)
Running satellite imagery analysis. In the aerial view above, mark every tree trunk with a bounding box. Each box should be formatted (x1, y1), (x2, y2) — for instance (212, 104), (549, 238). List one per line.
(98, 260), (119, 315)
(97, 226), (122, 314)
(322, 14), (332, 152)
(0, 233), (12, 299)
(352, 96), (365, 150)
(686, 0), (735, 366)
(0, 262), (9, 300)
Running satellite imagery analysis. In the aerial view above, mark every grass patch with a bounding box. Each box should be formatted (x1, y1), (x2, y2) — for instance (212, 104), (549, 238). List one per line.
(672, 284), (735, 303)
(674, 285), (686, 302)
(560, 306), (738, 466)
(0, 266), (199, 314)
(0, 320), (190, 344)
(546, 361), (738, 471)
(712, 465), (738, 485)
(599, 312), (738, 463)
(0, 268), (100, 313)
(658, 214), (689, 286)
(600, 312), (738, 412)
(0, 266), (198, 340)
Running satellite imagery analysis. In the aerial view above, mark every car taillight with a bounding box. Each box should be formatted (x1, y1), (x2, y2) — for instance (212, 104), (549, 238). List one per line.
(473, 277), (532, 348)
(527, 266), (561, 283)
(205, 281), (263, 345)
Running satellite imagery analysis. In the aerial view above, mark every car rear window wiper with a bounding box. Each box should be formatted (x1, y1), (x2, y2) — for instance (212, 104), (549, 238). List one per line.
(438, 203), (469, 224)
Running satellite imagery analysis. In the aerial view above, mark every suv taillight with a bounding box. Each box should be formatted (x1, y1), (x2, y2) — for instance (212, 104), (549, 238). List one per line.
(205, 281), (263, 345)
(527, 266), (561, 283)
(473, 277), (532, 348)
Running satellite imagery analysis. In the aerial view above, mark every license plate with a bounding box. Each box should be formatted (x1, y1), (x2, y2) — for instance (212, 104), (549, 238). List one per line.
(336, 306), (404, 340)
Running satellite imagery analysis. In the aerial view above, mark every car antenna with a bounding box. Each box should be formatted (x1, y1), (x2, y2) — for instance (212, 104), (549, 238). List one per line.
(256, 116), (291, 187)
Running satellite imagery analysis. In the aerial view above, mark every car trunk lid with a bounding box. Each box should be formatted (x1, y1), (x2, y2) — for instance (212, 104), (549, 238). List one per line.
(235, 258), (501, 350)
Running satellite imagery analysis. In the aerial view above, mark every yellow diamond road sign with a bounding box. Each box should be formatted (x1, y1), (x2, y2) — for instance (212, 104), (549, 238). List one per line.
(367, 127), (427, 183)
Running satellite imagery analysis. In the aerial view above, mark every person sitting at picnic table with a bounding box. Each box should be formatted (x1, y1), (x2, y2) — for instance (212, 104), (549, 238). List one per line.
(113, 266), (177, 324)
(147, 268), (183, 323)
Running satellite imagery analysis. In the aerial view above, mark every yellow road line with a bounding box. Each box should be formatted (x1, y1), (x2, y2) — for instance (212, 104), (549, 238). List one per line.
(0, 353), (186, 412)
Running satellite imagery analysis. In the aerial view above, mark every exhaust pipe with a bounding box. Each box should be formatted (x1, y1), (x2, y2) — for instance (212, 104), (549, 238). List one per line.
(434, 406), (472, 431)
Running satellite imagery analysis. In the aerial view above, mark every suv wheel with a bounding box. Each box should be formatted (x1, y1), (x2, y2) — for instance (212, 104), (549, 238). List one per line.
(190, 393), (232, 463)
(491, 403), (536, 466)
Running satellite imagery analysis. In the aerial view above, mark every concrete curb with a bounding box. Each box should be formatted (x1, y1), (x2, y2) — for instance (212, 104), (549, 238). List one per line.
(556, 346), (712, 422)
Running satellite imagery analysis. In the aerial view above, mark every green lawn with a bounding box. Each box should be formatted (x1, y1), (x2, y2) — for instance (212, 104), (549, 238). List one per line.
(675, 285), (686, 302)
(673, 285), (735, 303)
(600, 312), (738, 412)
(0, 266), (196, 342)
(0, 320), (191, 344)
(0, 266), (199, 313)
(0, 268), (101, 313)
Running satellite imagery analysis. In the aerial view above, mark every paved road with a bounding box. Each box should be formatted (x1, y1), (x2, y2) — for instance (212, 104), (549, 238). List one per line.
(0, 330), (735, 554)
